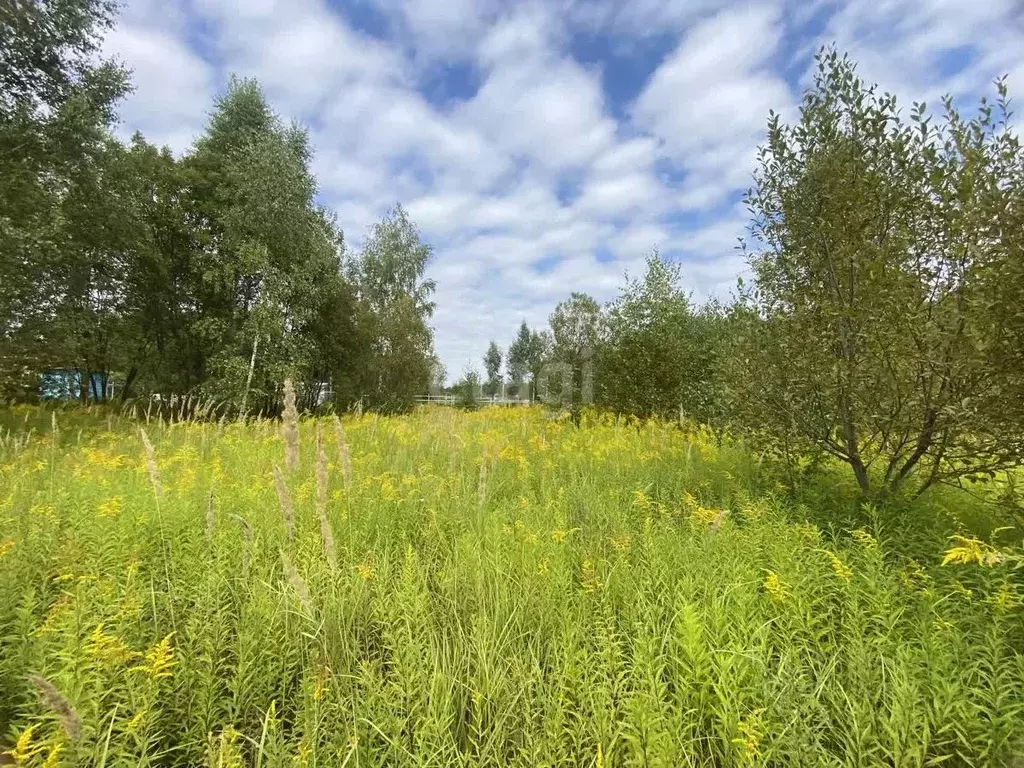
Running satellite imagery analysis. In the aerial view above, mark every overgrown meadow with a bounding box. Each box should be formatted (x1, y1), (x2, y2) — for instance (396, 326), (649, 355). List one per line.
(1, 405), (1022, 766)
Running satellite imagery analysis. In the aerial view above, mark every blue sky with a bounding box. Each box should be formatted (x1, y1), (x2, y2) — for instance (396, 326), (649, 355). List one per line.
(104, 0), (1024, 380)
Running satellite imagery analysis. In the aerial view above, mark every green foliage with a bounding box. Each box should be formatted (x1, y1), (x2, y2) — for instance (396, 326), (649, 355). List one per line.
(733, 48), (1024, 498)
(507, 323), (550, 402)
(454, 369), (482, 410)
(0, 0), (130, 398)
(546, 293), (600, 413)
(0, 404), (1021, 766)
(348, 205), (437, 413)
(597, 252), (723, 421)
(1, 34), (437, 414)
(483, 342), (502, 398)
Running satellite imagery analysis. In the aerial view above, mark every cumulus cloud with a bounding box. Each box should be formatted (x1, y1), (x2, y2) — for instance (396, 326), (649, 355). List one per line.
(632, 2), (793, 212)
(103, 0), (1024, 378)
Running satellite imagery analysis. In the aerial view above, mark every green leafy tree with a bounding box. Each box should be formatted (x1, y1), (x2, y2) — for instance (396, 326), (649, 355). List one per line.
(507, 322), (551, 401)
(0, 0), (130, 397)
(483, 341), (503, 398)
(349, 204), (437, 412)
(180, 78), (347, 410)
(454, 368), (481, 410)
(546, 293), (600, 415)
(506, 321), (530, 396)
(732, 49), (1024, 498)
(597, 252), (721, 420)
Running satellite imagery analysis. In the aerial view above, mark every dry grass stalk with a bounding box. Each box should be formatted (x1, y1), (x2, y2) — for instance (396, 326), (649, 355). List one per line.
(139, 428), (162, 499)
(205, 481), (216, 540)
(282, 378), (300, 472)
(332, 414), (351, 490)
(281, 551), (314, 614)
(273, 465), (295, 540)
(315, 424), (338, 568)
(709, 509), (728, 533)
(230, 513), (253, 574)
(27, 674), (81, 742)
(477, 452), (488, 508)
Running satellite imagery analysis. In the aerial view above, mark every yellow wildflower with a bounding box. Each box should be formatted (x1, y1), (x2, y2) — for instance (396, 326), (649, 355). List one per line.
(988, 583), (1022, 612)
(355, 562), (375, 581)
(86, 623), (135, 665)
(312, 668), (330, 701)
(0, 539), (14, 559)
(537, 559), (549, 576)
(826, 552), (852, 583)
(732, 709), (765, 763)
(8, 724), (42, 763)
(901, 559), (931, 591)
(850, 529), (877, 549)
(609, 533), (632, 552)
(127, 711), (146, 730)
(41, 743), (63, 768)
(294, 740), (312, 766)
(580, 559), (601, 593)
(941, 535), (1004, 567)
(691, 506), (721, 525)
(97, 496), (122, 518)
(763, 571), (790, 602)
(132, 633), (176, 679)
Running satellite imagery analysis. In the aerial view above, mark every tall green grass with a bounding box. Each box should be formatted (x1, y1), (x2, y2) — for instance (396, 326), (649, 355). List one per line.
(1, 404), (1021, 766)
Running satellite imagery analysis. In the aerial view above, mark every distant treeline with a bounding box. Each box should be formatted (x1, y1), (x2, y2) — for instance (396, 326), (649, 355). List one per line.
(1, 1), (439, 414)
(465, 52), (1024, 499)
(2, 2), (1023, 499)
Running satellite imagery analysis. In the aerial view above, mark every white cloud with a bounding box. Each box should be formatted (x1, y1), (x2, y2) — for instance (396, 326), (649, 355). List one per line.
(810, 0), (1022, 107)
(104, 25), (214, 152)
(454, 8), (617, 176)
(633, 2), (792, 212)
(101, 0), (1022, 380)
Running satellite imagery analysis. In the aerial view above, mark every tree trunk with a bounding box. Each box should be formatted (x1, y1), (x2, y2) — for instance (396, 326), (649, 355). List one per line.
(120, 366), (139, 403)
(240, 334), (260, 416)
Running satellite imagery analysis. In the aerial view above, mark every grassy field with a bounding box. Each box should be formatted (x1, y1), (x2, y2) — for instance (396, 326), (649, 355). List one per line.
(1, 404), (1022, 766)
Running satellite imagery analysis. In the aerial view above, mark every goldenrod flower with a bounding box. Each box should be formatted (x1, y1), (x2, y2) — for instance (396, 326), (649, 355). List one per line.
(941, 535), (1004, 567)
(763, 571), (790, 602)
(8, 723), (42, 763)
(41, 743), (63, 768)
(850, 529), (877, 549)
(580, 559), (601, 593)
(97, 496), (122, 518)
(355, 562), (375, 581)
(132, 633), (176, 679)
(826, 552), (852, 583)
(609, 533), (632, 552)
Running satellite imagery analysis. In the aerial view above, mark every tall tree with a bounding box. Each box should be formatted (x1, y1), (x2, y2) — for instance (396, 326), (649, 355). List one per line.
(0, 0), (130, 397)
(483, 341), (503, 398)
(598, 252), (720, 420)
(508, 321), (551, 401)
(350, 204), (437, 412)
(526, 329), (552, 402)
(506, 321), (530, 394)
(732, 49), (1024, 498)
(182, 78), (347, 410)
(547, 293), (600, 415)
